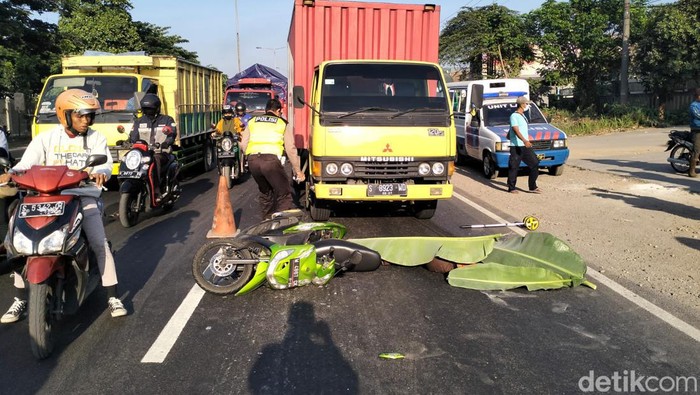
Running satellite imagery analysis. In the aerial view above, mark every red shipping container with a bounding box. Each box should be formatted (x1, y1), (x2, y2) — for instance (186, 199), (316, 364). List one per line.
(287, 0), (441, 148)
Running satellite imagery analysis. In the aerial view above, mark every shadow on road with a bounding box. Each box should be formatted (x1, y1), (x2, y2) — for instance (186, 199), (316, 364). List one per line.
(248, 301), (358, 394)
(589, 187), (700, 221)
(585, 159), (699, 191)
(676, 237), (700, 251)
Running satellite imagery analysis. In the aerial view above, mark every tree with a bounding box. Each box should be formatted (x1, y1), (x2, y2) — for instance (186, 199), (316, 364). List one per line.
(633, 1), (700, 119)
(133, 21), (198, 62)
(526, 0), (625, 110)
(0, 1), (61, 97)
(439, 5), (533, 80)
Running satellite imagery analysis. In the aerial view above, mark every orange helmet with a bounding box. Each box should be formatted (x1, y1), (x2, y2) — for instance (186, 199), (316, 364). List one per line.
(55, 89), (101, 131)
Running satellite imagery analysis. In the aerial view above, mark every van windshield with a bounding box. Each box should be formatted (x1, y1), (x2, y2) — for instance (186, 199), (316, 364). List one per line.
(37, 76), (139, 116)
(483, 102), (547, 126)
(320, 63), (448, 114)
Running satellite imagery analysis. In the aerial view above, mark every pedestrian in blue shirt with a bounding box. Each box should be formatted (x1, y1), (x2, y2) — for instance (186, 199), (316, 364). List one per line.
(507, 96), (541, 193)
(688, 88), (700, 177)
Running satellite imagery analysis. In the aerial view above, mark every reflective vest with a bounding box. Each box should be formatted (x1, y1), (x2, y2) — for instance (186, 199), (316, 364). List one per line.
(246, 115), (286, 157)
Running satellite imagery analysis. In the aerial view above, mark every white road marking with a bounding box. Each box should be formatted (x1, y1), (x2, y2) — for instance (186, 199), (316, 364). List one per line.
(453, 191), (700, 343)
(141, 284), (206, 363)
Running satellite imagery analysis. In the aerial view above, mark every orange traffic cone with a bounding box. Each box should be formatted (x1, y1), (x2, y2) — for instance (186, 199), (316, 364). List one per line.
(207, 175), (238, 238)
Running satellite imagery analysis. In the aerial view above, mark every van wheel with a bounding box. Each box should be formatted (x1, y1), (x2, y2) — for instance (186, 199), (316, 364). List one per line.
(549, 165), (564, 176)
(413, 200), (437, 219)
(483, 153), (498, 179)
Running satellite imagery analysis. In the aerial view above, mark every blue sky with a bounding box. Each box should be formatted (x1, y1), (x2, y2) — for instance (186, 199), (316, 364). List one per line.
(41, 0), (674, 77)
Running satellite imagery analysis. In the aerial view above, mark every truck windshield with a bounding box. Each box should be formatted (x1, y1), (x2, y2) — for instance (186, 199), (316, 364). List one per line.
(483, 102), (547, 127)
(36, 76), (138, 118)
(225, 91), (272, 113)
(320, 63), (448, 114)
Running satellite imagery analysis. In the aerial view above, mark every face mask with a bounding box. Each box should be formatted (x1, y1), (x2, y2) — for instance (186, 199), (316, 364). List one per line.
(524, 104), (531, 112)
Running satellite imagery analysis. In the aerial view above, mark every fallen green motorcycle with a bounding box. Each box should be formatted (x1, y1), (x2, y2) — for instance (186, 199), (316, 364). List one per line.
(192, 212), (382, 295)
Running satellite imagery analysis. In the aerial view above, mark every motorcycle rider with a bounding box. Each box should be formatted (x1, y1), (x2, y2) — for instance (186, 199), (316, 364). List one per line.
(688, 88), (700, 178)
(0, 89), (127, 322)
(234, 102), (252, 130)
(129, 93), (176, 202)
(241, 98), (305, 219)
(211, 105), (243, 137)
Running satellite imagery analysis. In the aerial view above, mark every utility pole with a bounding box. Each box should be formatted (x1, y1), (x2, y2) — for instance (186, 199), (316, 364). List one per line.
(620, 0), (630, 105)
(235, 0), (242, 73)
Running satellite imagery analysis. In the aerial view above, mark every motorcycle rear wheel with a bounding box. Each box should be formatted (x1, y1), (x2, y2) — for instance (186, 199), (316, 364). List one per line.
(119, 193), (140, 227)
(28, 282), (55, 360)
(192, 239), (258, 295)
(670, 145), (691, 173)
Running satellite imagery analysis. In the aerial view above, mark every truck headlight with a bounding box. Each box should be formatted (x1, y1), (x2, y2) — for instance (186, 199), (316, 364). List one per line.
(418, 162), (431, 176)
(124, 150), (142, 170)
(432, 162), (445, 175)
(13, 230), (33, 255)
(340, 163), (353, 176)
(553, 140), (567, 148)
(325, 163), (338, 175)
(38, 229), (67, 254)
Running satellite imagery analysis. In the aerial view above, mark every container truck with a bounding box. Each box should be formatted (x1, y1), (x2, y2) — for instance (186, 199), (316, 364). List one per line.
(288, 0), (455, 220)
(32, 53), (224, 174)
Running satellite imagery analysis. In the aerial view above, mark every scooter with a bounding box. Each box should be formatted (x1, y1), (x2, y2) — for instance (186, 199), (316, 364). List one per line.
(212, 131), (244, 189)
(191, 211), (382, 295)
(116, 139), (181, 227)
(3, 155), (109, 359)
(666, 130), (698, 173)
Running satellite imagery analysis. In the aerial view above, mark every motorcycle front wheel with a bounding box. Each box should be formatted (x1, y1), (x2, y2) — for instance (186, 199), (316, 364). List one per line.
(192, 239), (259, 295)
(223, 166), (234, 189)
(669, 145), (691, 173)
(119, 193), (140, 227)
(28, 282), (55, 360)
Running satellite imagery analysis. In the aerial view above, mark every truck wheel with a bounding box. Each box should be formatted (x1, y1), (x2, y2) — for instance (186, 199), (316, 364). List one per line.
(482, 152), (498, 180)
(549, 164), (565, 176)
(203, 143), (216, 172)
(309, 195), (331, 221)
(413, 200), (437, 219)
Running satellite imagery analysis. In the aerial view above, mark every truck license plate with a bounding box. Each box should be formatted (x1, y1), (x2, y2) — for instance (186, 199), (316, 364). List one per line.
(367, 183), (407, 197)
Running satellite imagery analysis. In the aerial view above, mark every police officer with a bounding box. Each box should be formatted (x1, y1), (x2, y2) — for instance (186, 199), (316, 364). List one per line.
(129, 93), (176, 202)
(241, 98), (305, 219)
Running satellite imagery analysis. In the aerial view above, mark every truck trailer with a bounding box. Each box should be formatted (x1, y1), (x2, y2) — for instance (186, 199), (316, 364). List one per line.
(288, 0), (455, 220)
(32, 53), (224, 174)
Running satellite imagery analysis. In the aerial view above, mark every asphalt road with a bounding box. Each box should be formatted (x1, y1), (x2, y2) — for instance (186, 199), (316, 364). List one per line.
(0, 133), (699, 394)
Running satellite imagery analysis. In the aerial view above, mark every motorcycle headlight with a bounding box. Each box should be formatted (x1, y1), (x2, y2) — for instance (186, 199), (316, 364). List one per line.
(340, 163), (353, 176)
(124, 150), (142, 170)
(418, 162), (431, 176)
(325, 163), (338, 176)
(221, 137), (233, 151)
(432, 162), (445, 175)
(13, 230), (33, 255)
(553, 139), (566, 148)
(38, 229), (68, 255)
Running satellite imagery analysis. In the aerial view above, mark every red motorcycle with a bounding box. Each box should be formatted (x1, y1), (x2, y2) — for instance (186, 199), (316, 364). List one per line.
(3, 154), (109, 359)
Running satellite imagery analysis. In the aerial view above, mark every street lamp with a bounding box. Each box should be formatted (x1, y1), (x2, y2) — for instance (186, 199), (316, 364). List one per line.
(255, 46), (285, 70)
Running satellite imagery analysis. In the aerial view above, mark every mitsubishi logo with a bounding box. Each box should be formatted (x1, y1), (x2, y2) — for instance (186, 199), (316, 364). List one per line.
(383, 144), (393, 153)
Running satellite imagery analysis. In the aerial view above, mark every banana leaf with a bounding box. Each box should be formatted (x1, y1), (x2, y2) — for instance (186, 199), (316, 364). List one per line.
(348, 234), (501, 266)
(448, 232), (596, 291)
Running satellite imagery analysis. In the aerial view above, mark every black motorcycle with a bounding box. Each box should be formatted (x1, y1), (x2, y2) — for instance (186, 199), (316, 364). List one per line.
(666, 130), (698, 173)
(213, 131), (244, 189)
(117, 139), (181, 227)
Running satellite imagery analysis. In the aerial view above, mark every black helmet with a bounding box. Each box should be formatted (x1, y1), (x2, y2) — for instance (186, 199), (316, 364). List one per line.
(234, 102), (246, 114)
(140, 93), (161, 117)
(222, 104), (234, 114)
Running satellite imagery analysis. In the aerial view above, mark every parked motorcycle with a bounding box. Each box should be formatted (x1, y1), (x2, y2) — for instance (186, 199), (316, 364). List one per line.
(192, 211), (382, 295)
(116, 139), (181, 227)
(212, 130), (244, 189)
(666, 130), (698, 173)
(3, 155), (109, 359)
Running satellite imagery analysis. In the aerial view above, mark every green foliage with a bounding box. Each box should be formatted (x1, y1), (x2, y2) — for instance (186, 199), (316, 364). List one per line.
(134, 21), (198, 62)
(58, 0), (141, 54)
(439, 5), (533, 78)
(543, 105), (660, 136)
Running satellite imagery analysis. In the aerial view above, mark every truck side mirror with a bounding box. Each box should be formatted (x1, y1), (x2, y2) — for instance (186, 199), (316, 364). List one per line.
(293, 86), (306, 109)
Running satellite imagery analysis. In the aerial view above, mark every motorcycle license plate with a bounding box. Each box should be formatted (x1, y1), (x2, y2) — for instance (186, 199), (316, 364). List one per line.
(18, 201), (65, 218)
(367, 183), (407, 197)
